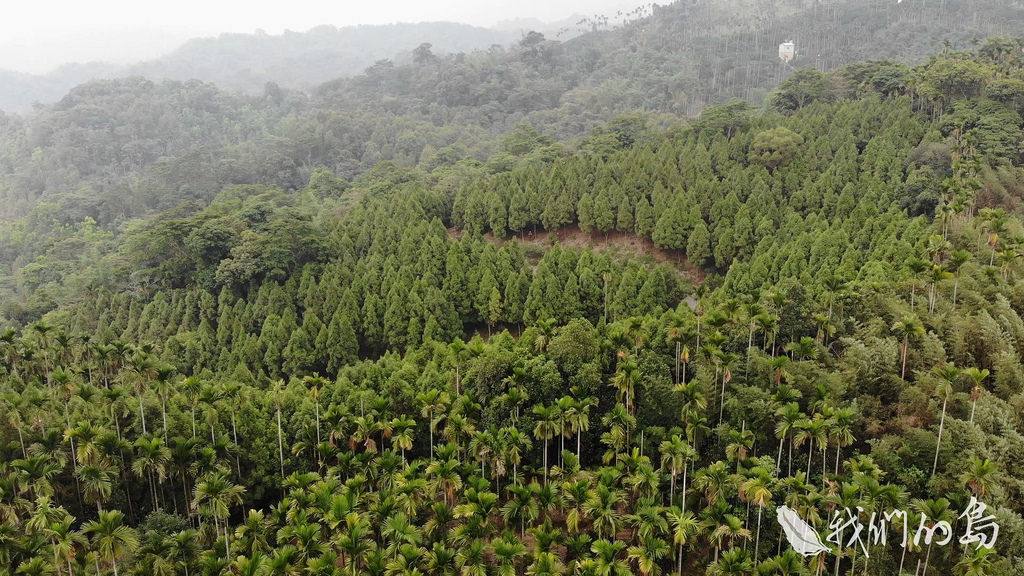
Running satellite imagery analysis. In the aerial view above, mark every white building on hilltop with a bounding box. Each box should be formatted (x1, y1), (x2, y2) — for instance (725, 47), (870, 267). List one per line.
(779, 41), (796, 63)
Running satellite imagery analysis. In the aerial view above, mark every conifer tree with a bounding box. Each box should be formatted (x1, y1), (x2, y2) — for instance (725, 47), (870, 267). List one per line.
(616, 194), (634, 233)
(578, 193), (596, 234)
(635, 197), (656, 239)
(592, 191), (615, 236)
(686, 220), (711, 267)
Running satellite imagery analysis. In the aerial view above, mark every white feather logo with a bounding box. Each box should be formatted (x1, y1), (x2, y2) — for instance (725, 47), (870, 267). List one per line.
(776, 505), (831, 557)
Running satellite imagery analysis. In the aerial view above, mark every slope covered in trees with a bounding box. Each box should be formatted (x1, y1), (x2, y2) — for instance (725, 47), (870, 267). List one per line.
(3, 0), (1024, 225)
(126, 23), (521, 96)
(0, 23), (519, 114)
(3, 35), (1024, 575)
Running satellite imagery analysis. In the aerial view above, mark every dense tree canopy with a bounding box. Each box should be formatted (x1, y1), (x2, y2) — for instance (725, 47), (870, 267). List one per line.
(3, 9), (1024, 576)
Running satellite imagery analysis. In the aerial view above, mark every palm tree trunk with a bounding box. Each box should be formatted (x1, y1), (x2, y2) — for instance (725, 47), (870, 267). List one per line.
(138, 391), (148, 434)
(224, 518), (231, 561)
(543, 438), (548, 485)
(16, 426), (26, 459)
(901, 338), (909, 380)
(807, 442), (814, 483)
(777, 436), (785, 474)
(835, 442), (842, 475)
(159, 395), (169, 444)
(788, 437), (794, 477)
(675, 341), (681, 384)
(680, 459), (689, 513)
(112, 405), (122, 441)
(932, 394), (948, 477)
(695, 316), (701, 353)
(747, 327), (754, 374)
(970, 398), (978, 425)
(314, 401), (321, 445)
(560, 423), (565, 468)
(65, 405), (83, 511)
(754, 506), (763, 562)
(123, 474), (135, 523)
(182, 476), (191, 522)
(231, 412), (240, 474)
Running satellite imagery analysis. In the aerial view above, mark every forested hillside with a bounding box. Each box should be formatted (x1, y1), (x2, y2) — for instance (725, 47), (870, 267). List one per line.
(3, 0), (1023, 226)
(4, 0), (1024, 115)
(0, 23), (519, 114)
(4, 0), (1024, 573)
(4, 0), (1024, 322)
(126, 23), (521, 96)
(3, 29), (1024, 575)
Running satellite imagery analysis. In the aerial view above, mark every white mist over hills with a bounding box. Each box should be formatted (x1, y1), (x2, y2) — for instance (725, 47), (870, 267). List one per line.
(0, 0), (637, 74)
(0, 27), (199, 75)
(0, 1), (642, 113)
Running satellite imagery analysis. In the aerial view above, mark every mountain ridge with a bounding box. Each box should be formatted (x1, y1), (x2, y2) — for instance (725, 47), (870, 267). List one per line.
(0, 21), (526, 113)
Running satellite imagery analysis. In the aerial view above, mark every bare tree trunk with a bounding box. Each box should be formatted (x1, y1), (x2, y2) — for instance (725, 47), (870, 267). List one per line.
(675, 341), (681, 384)
(138, 391), (147, 434)
(835, 442), (842, 475)
(754, 506), (763, 562)
(932, 394), (947, 476)
(777, 435), (785, 474)
(901, 339), (909, 380)
(681, 461), (688, 514)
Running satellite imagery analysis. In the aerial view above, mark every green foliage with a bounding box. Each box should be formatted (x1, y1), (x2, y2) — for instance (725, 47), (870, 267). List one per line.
(772, 69), (835, 112)
(4, 23), (1024, 576)
(748, 127), (804, 171)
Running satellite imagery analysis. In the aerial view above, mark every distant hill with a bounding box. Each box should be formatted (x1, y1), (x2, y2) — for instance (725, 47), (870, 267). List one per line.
(0, 62), (123, 113)
(549, 0), (1024, 115)
(2, 0), (1024, 323)
(2, 0), (1023, 217)
(127, 22), (520, 94)
(6, 0), (1020, 116)
(0, 22), (518, 113)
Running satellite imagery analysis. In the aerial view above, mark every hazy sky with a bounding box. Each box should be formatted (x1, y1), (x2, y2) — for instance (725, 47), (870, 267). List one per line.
(0, 0), (635, 74)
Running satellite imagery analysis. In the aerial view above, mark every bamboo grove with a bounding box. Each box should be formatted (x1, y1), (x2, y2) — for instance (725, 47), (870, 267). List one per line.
(3, 40), (1024, 576)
